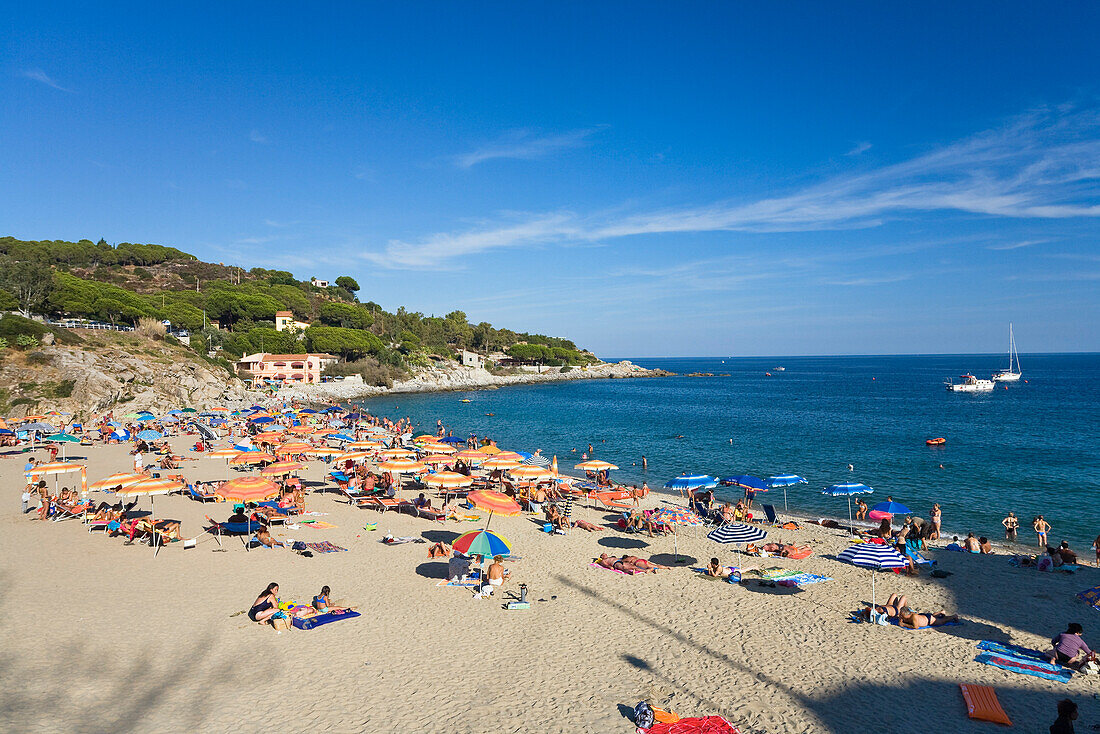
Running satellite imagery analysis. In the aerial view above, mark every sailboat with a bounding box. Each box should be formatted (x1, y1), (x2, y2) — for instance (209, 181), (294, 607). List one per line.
(993, 323), (1022, 382)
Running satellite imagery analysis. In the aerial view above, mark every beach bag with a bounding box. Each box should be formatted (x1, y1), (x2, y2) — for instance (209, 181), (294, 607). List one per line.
(633, 701), (655, 730)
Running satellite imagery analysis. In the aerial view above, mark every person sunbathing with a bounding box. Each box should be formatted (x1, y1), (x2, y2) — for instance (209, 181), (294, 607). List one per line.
(427, 541), (451, 558)
(865, 593), (909, 619)
(572, 518), (604, 532)
(596, 554), (633, 572)
(140, 518), (183, 542)
(706, 557), (733, 578)
(897, 608), (959, 629)
(255, 526), (284, 548)
(621, 555), (670, 572)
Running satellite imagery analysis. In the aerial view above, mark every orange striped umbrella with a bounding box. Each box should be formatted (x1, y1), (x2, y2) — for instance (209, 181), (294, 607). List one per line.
(413, 434), (437, 444)
(467, 489), (522, 516)
(210, 406), (229, 412)
(89, 472), (148, 491)
(423, 471), (473, 489)
(25, 461), (85, 478)
(476, 445), (502, 455)
(492, 451), (523, 462)
(482, 456), (521, 470)
(419, 442), (456, 454)
(455, 449), (487, 465)
(261, 461), (304, 476)
(306, 447), (343, 457)
(207, 448), (241, 459)
(348, 440), (384, 449)
(117, 476), (184, 497)
(216, 476), (280, 502)
(287, 425), (313, 434)
(421, 454), (455, 466)
(276, 441), (312, 453)
(508, 465), (552, 481)
(230, 452), (275, 466)
(335, 451), (371, 463)
(575, 460), (619, 471)
(378, 458), (426, 474)
(380, 448), (417, 459)
(312, 428), (336, 436)
(253, 431), (286, 441)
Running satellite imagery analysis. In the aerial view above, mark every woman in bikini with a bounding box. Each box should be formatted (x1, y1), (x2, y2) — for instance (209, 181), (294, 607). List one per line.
(898, 608), (959, 629)
(620, 555), (671, 573)
(312, 585), (347, 612)
(248, 583), (280, 624)
(929, 504), (942, 540)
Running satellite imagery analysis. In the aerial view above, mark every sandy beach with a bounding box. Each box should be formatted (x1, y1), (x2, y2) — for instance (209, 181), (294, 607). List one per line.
(2, 433), (1097, 734)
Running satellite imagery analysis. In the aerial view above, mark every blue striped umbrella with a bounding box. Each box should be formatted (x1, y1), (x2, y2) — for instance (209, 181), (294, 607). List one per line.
(664, 474), (718, 490)
(837, 542), (909, 606)
(766, 474), (807, 510)
(522, 454), (551, 468)
(822, 483), (874, 528)
(707, 523), (768, 545)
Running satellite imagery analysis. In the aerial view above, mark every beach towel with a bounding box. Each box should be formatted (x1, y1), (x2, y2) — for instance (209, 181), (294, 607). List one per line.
(435, 578), (480, 587)
(292, 610), (361, 630)
(382, 536), (424, 545)
(298, 520), (337, 529)
(1078, 585), (1100, 612)
(645, 715), (740, 734)
(888, 617), (961, 631)
(301, 541), (347, 553)
(589, 562), (643, 575)
(974, 640), (1073, 682)
(692, 567), (741, 582)
(752, 567), (802, 581)
(776, 573), (832, 586)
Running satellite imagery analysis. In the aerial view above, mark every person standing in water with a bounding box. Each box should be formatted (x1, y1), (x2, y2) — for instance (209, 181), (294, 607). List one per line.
(1034, 515), (1051, 548)
(1002, 512), (1019, 542)
(641, 455), (647, 470)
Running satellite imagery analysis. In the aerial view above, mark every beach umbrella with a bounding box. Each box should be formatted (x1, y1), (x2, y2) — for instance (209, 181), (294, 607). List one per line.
(765, 475), (807, 511)
(650, 507), (706, 562)
(665, 474), (719, 506)
(181, 408), (197, 413)
(377, 457), (426, 475)
(482, 456), (521, 470)
(455, 449), (487, 466)
(207, 448), (240, 459)
(575, 460), (619, 472)
(192, 423), (218, 442)
(837, 542), (909, 607)
(253, 431), (286, 442)
(420, 454), (454, 466)
(335, 451), (371, 463)
(872, 500), (911, 516)
(380, 448), (417, 459)
(230, 452), (275, 466)
(423, 471), (473, 489)
(159, 415), (179, 423)
(329, 433), (355, 442)
(89, 472), (147, 492)
(298, 408), (317, 414)
(136, 430), (163, 441)
(420, 442), (456, 454)
(249, 416), (275, 425)
(708, 522), (768, 545)
(522, 453), (551, 468)
(26, 461), (88, 494)
(44, 432), (79, 459)
(508, 465), (552, 482)
(452, 529), (512, 558)
(822, 483), (874, 529)
(305, 447), (343, 457)
(110, 429), (131, 441)
(275, 441), (311, 454)
(412, 434), (437, 444)
(347, 440), (384, 450)
(439, 436), (466, 444)
(117, 476), (185, 556)
(260, 461), (304, 477)
(476, 445), (502, 455)
(467, 489), (522, 529)
(216, 476), (280, 503)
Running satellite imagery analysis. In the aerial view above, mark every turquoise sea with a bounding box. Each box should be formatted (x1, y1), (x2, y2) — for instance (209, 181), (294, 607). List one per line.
(358, 354), (1100, 552)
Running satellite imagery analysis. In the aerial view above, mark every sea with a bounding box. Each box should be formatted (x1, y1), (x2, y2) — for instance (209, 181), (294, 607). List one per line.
(357, 354), (1100, 553)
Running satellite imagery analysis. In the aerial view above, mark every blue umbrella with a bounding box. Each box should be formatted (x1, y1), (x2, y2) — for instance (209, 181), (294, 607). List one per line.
(837, 542), (909, 607)
(136, 430), (163, 441)
(107, 421), (122, 427)
(665, 474), (718, 490)
(522, 454), (551, 468)
(439, 436), (466, 444)
(211, 418), (228, 426)
(111, 429), (130, 441)
(766, 474), (807, 510)
(872, 500), (911, 516)
(323, 406), (343, 413)
(330, 433), (355, 442)
(723, 475), (767, 490)
(250, 416), (274, 424)
(166, 409), (183, 415)
(299, 408), (318, 414)
(0, 429), (13, 436)
(345, 412), (362, 421)
(823, 483), (874, 528)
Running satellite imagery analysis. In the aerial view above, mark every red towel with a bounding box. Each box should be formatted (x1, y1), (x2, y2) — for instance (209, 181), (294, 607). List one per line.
(646, 716), (740, 734)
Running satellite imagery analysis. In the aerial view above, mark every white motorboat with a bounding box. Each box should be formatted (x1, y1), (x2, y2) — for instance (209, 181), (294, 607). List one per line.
(774, 366), (785, 371)
(993, 323), (1022, 382)
(945, 374), (995, 392)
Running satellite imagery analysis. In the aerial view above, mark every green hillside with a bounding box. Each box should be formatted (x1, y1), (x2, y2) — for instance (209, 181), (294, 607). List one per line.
(0, 236), (595, 383)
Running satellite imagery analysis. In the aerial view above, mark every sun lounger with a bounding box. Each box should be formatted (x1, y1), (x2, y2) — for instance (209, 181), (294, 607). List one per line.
(366, 497), (409, 513)
(596, 493), (633, 511)
(189, 485), (221, 503)
(204, 515), (263, 546)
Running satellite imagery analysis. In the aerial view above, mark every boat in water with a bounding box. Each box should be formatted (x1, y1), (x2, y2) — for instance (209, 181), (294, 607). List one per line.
(945, 374), (995, 392)
(993, 323), (1022, 382)
(774, 366), (785, 371)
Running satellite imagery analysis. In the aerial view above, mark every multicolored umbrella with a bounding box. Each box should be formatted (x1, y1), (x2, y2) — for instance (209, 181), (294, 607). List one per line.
(508, 465), (552, 482)
(467, 489), (522, 529)
(377, 458), (426, 474)
(89, 472), (147, 492)
(482, 456), (521, 470)
(650, 507), (706, 561)
(260, 461), (304, 477)
(216, 476), (280, 503)
(575, 460), (619, 471)
(452, 529), (512, 558)
(420, 454), (455, 466)
(423, 471), (473, 489)
(230, 452), (275, 466)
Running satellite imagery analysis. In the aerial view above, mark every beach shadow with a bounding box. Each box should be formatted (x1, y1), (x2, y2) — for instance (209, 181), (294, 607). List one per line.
(598, 536), (649, 550)
(940, 619), (1011, 643)
(621, 654), (652, 671)
(422, 529), (460, 544)
(615, 703), (635, 721)
(741, 581), (803, 596)
(414, 561), (449, 580)
(649, 553), (697, 566)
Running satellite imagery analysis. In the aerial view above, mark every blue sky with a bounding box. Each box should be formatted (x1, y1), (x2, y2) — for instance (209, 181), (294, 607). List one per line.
(3, 3), (1099, 356)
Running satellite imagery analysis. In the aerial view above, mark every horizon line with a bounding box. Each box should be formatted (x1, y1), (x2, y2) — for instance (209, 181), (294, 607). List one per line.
(601, 350), (1099, 360)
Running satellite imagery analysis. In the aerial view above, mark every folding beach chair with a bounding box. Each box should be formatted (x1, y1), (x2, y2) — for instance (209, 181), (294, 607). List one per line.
(204, 515), (263, 547)
(761, 504), (781, 525)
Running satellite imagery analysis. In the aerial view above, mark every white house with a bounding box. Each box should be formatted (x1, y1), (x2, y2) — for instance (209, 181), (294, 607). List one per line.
(458, 349), (484, 368)
(311, 278), (329, 288)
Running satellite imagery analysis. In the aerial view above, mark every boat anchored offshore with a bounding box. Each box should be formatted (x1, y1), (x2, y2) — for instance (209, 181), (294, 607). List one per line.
(993, 323), (1022, 382)
(945, 374), (995, 392)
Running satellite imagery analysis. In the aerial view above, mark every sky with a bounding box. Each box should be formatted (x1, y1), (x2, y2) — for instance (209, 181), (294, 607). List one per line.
(3, 2), (1099, 357)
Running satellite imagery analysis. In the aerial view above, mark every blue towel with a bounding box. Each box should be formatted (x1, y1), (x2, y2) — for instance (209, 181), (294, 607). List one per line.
(292, 610), (361, 630)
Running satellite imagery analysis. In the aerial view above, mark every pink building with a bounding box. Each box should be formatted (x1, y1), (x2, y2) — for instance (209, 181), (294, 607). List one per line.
(235, 352), (338, 385)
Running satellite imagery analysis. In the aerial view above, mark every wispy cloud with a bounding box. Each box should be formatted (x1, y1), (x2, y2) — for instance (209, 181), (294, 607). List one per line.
(249, 129), (269, 144)
(22, 69), (73, 93)
(845, 141), (873, 156)
(365, 106), (1100, 269)
(987, 238), (1049, 251)
(453, 127), (603, 168)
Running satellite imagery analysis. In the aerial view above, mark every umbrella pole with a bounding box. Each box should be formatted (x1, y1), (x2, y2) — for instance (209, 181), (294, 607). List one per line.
(847, 496), (853, 532)
(783, 486), (788, 512)
(871, 567), (875, 609)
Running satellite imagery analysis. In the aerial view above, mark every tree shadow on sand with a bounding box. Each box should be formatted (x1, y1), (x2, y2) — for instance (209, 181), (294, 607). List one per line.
(415, 561), (450, 579)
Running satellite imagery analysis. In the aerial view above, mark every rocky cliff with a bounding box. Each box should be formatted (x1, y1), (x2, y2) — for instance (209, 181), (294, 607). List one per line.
(0, 333), (256, 418)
